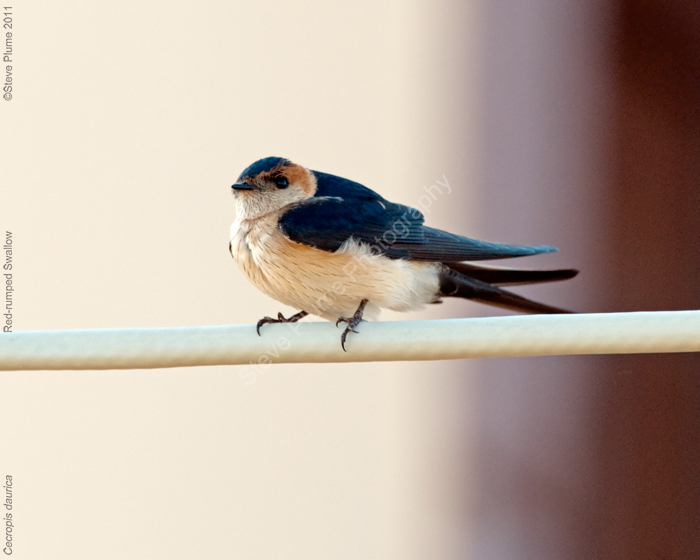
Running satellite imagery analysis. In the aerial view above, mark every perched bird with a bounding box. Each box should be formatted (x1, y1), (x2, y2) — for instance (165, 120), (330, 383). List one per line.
(229, 157), (577, 350)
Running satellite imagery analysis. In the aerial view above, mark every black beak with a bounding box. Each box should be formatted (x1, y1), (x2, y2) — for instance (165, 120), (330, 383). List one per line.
(232, 181), (256, 191)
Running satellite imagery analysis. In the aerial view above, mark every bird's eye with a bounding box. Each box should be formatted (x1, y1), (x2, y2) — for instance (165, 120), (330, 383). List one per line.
(275, 177), (289, 189)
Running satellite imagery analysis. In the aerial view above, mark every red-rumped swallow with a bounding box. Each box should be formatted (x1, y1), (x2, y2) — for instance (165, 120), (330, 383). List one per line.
(230, 157), (577, 350)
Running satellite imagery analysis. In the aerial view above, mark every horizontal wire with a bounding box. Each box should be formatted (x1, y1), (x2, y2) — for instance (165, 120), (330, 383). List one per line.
(1, 310), (700, 370)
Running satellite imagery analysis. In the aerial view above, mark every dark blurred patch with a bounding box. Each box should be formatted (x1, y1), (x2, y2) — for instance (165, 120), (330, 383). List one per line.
(470, 1), (700, 559)
(600, 1), (700, 557)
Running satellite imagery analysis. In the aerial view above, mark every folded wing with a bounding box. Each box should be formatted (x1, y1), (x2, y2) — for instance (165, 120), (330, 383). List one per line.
(280, 173), (557, 262)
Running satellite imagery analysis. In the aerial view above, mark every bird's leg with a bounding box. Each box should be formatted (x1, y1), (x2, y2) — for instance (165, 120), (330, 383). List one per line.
(256, 311), (309, 335)
(335, 299), (369, 352)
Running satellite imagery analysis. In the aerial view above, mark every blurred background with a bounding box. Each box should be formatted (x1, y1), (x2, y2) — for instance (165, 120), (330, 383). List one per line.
(2, 0), (699, 558)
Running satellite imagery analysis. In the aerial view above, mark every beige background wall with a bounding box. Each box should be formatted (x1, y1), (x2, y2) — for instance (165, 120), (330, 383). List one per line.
(1, 1), (485, 559)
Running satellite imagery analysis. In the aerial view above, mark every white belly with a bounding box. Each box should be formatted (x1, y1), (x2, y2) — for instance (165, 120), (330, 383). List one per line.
(230, 216), (441, 321)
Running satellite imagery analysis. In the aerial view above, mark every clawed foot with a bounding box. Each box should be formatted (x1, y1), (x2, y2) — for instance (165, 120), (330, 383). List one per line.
(335, 299), (369, 352)
(256, 311), (309, 335)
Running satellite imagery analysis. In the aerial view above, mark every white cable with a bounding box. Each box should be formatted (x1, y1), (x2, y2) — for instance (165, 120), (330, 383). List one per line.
(1, 311), (700, 370)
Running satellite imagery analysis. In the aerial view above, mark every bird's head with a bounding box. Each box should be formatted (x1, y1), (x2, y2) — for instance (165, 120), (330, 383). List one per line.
(231, 157), (317, 220)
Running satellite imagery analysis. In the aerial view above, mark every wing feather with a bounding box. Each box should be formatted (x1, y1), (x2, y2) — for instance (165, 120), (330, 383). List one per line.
(278, 171), (557, 262)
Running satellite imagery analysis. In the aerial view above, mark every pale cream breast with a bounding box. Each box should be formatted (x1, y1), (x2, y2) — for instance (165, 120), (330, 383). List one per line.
(230, 215), (441, 321)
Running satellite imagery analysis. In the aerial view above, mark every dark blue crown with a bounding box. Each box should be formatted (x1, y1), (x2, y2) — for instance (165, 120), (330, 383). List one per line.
(238, 157), (291, 179)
